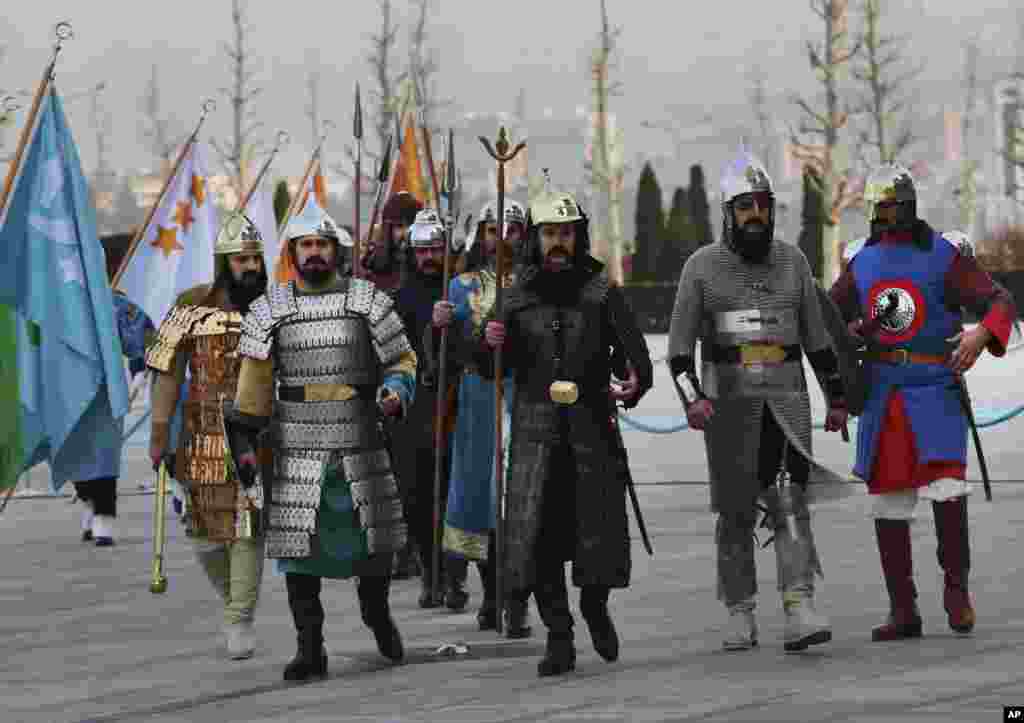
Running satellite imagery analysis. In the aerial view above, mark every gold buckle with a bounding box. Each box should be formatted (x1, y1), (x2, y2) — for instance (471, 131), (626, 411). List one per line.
(739, 344), (786, 365)
(549, 381), (579, 405)
(891, 349), (909, 364)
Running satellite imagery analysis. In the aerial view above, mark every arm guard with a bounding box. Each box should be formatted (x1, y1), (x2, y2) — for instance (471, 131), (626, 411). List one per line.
(667, 354), (704, 409)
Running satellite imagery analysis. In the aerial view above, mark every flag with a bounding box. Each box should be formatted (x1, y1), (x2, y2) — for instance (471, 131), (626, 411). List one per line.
(242, 174), (280, 278)
(386, 111), (428, 206)
(116, 140), (220, 331)
(0, 88), (130, 491)
(274, 157), (327, 283)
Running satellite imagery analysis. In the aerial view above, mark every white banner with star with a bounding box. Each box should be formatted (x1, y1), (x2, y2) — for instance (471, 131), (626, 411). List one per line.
(116, 142), (220, 328)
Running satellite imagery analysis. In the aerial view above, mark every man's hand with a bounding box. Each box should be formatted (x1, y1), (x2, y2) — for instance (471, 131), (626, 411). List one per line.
(947, 326), (992, 374)
(237, 451), (258, 489)
(846, 318), (865, 344)
(824, 405), (849, 434)
(485, 321), (506, 349)
(379, 389), (402, 417)
(610, 363), (640, 406)
(686, 399), (715, 431)
(432, 301), (455, 329)
(149, 441), (166, 472)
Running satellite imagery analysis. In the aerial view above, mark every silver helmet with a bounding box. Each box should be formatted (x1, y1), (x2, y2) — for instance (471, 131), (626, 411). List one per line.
(863, 162), (916, 226)
(284, 199), (341, 244)
(719, 148), (775, 260)
(408, 208), (446, 249)
(465, 199), (527, 255)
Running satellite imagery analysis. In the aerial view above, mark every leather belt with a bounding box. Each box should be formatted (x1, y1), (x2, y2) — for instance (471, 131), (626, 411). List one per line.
(278, 384), (374, 402)
(865, 350), (948, 366)
(709, 343), (801, 366)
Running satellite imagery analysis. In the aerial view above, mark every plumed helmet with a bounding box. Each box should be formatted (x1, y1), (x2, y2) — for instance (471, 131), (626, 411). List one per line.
(284, 199), (341, 244)
(381, 191), (423, 227)
(863, 162), (916, 224)
(214, 211), (264, 278)
(408, 208), (446, 248)
(720, 149), (774, 204)
(464, 199), (527, 255)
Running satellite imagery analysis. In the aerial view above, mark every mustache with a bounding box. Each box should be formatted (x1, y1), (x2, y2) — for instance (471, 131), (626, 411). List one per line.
(303, 257), (328, 267)
(546, 247), (571, 256)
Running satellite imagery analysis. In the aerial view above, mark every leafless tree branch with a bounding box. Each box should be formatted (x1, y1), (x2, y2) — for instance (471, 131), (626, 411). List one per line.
(213, 0), (264, 184)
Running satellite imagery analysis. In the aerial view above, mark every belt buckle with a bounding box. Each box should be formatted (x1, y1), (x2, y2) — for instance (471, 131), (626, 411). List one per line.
(893, 349), (909, 365)
(740, 344), (785, 365)
(549, 381), (579, 405)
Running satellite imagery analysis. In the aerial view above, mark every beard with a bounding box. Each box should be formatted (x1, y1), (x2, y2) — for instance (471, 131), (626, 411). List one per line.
(541, 248), (573, 272)
(734, 222), (772, 263)
(364, 248), (398, 275)
(416, 259), (442, 277)
(297, 257), (334, 286)
(226, 269), (267, 311)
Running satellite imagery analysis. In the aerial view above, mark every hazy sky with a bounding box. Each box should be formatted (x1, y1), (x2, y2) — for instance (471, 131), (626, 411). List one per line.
(2, 1), (1021, 180)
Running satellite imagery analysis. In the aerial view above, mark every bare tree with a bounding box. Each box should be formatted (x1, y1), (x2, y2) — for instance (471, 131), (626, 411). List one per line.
(790, 0), (861, 284)
(306, 60), (322, 149)
(407, 0), (452, 140)
(369, 0), (399, 158)
(849, 0), (921, 168)
(211, 0), (264, 186)
(957, 38), (980, 231)
(139, 64), (180, 174)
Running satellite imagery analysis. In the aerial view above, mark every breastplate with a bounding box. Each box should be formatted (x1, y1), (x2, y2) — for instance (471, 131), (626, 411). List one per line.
(273, 292), (379, 387)
(186, 311), (244, 407)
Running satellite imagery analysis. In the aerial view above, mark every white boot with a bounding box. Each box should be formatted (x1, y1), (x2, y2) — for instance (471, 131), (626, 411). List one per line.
(80, 503), (95, 542)
(225, 621), (255, 660)
(722, 600), (758, 651)
(782, 589), (831, 652)
(92, 515), (115, 547)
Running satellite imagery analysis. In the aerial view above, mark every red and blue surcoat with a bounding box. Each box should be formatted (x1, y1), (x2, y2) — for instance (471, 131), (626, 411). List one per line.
(830, 225), (1016, 493)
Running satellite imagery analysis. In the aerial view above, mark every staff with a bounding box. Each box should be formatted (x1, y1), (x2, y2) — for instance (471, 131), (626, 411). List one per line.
(353, 84), (363, 275)
(479, 127), (525, 635)
(149, 460), (170, 594)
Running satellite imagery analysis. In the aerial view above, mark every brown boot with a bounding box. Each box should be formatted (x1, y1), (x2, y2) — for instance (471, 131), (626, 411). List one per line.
(871, 519), (923, 642)
(933, 498), (975, 634)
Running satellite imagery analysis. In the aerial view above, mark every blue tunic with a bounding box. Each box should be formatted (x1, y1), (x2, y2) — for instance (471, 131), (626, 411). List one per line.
(850, 234), (967, 480)
(443, 271), (513, 561)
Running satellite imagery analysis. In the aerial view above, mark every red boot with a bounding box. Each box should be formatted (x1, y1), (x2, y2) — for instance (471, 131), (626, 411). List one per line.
(872, 519), (923, 642)
(933, 498), (975, 634)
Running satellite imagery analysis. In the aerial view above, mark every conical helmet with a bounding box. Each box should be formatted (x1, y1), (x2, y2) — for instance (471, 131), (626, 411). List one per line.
(720, 149), (773, 204)
(285, 198), (341, 244)
(465, 199), (527, 254)
(863, 163), (916, 224)
(214, 211), (263, 277)
(408, 208), (446, 248)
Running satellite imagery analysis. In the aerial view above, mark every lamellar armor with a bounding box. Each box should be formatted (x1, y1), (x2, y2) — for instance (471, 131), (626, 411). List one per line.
(237, 277), (410, 559)
(146, 302), (258, 541)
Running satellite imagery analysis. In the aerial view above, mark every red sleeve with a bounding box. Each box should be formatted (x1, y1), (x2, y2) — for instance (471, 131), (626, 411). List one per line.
(828, 266), (861, 323)
(945, 252), (1017, 356)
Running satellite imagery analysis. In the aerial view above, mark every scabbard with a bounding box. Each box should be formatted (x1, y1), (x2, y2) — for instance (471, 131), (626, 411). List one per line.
(610, 410), (653, 555)
(953, 376), (992, 501)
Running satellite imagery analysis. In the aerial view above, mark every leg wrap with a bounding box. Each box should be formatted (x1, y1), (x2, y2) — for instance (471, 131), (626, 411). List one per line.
(225, 537), (266, 625)
(194, 540), (230, 603)
(760, 486), (823, 594)
(715, 511), (758, 606)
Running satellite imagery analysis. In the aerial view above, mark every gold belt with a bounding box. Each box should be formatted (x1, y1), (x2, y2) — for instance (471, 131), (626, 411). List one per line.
(549, 381), (579, 405)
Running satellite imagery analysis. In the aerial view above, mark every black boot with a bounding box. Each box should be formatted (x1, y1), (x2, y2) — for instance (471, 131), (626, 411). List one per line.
(504, 593), (533, 639)
(537, 632), (576, 677)
(580, 585), (619, 662)
(476, 545), (497, 631)
(283, 574), (328, 682)
(418, 555), (444, 609)
(445, 556), (470, 612)
(358, 575), (405, 662)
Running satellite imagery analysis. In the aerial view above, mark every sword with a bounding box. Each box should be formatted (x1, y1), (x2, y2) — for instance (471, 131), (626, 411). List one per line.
(610, 405), (653, 555)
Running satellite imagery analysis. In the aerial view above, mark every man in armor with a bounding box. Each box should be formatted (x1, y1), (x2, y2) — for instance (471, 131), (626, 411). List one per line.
(146, 212), (269, 660)
(362, 190), (423, 294)
(430, 200), (533, 634)
(390, 208), (455, 608)
(828, 163), (1016, 640)
(667, 149), (851, 653)
(228, 201), (416, 682)
(478, 188), (653, 676)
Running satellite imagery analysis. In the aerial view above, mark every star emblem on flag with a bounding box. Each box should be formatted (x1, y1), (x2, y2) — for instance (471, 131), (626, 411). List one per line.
(151, 225), (183, 258)
(174, 200), (195, 233)
(191, 174), (206, 207)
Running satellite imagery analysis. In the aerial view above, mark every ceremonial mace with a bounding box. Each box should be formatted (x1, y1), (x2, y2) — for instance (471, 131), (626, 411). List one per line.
(431, 129), (461, 603)
(479, 128), (525, 635)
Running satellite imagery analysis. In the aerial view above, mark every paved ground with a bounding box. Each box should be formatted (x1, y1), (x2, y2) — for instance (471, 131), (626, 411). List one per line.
(4, 335), (1024, 722)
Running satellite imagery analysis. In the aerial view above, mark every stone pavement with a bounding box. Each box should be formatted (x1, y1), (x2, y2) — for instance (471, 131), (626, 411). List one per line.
(3, 336), (1024, 722)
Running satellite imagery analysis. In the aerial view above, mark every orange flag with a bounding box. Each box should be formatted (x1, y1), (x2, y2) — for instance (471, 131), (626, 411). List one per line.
(274, 159), (328, 283)
(387, 112), (428, 206)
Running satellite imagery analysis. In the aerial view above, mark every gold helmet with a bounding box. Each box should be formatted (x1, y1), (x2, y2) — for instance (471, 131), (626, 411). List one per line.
(529, 190), (584, 225)
(214, 211), (264, 277)
(863, 163), (916, 224)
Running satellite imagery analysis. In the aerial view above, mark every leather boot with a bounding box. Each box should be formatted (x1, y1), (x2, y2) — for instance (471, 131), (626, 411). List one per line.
(537, 632), (576, 677)
(418, 555), (444, 609)
(444, 556), (470, 612)
(504, 593), (534, 639)
(476, 544), (497, 630)
(579, 586), (618, 661)
(358, 575), (404, 662)
(283, 574), (327, 682)
(872, 519), (923, 642)
(933, 498), (975, 634)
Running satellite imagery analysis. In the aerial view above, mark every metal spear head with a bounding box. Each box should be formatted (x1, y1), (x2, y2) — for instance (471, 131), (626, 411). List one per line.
(377, 133), (393, 184)
(353, 83), (363, 140)
(442, 128), (457, 196)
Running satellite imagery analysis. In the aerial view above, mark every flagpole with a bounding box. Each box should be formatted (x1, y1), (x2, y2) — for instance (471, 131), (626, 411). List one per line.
(353, 83), (363, 275)
(419, 108), (442, 208)
(277, 122), (333, 236)
(0, 21), (72, 217)
(237, 130), (288, 211)
(111, 99), (216, 290)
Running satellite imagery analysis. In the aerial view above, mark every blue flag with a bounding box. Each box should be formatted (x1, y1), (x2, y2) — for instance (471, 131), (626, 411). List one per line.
(0, 88), (130, 491)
